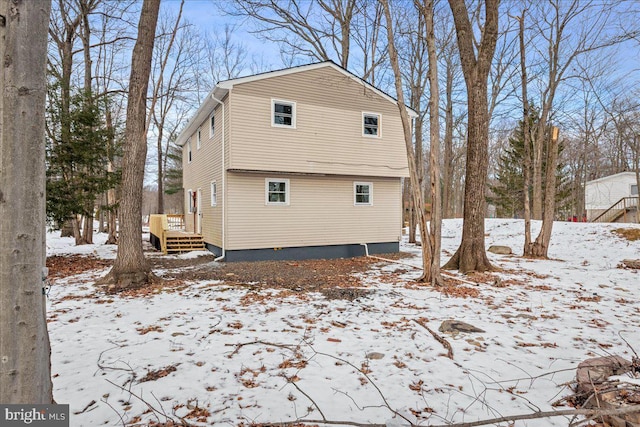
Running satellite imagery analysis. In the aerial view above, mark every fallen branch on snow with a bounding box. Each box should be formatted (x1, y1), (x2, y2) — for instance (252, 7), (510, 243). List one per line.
(413, 318), (454, 360)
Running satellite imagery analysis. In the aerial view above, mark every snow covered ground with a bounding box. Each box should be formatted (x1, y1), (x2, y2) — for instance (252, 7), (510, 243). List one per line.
(46, 219), (640, 426)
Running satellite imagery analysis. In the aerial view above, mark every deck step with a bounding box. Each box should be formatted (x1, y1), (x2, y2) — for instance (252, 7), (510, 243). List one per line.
(164, 233), (205, 254)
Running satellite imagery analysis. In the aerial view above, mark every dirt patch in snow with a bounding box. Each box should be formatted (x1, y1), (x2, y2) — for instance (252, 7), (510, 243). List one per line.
(47, 250), (412, 295)
(613, 227), (640, 241)
(156, 253), (410, 293)
(47, 255), (112, 278)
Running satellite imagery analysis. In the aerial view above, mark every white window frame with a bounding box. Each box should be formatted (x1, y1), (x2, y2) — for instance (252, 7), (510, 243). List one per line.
(632, 183), (638, 196)
(354, 182), (373, 206)
(196, 127), (201, 149)
(187, 139), (192, 163)
(271, 99), (296, 128)
(209, 113), (215, 138)
(210, 181), (217, 206)
(362, 112), (381, 138)
(265, 178), (290, 206)
(187, 189), (194, 213)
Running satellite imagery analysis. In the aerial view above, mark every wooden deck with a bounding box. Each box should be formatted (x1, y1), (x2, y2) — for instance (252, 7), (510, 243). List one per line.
(165, 230), (205, 254)
(149, 214), (205, 254)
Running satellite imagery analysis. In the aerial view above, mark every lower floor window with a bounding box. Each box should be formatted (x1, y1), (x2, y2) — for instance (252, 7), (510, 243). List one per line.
(266, 178), (289, 205)
(354, 182), (372, 205)
(187, 189), (196, 212)
(211, 181), (217, 206)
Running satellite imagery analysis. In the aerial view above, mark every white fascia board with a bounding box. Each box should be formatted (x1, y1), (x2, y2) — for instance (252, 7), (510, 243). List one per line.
(176, 88), (229, 147)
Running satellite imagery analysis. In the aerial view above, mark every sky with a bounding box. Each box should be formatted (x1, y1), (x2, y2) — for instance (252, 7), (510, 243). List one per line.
(177, 0), (285, 73)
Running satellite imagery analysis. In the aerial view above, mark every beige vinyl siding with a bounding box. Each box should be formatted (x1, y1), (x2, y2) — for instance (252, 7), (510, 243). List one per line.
(228, 67), (409, 178)
(225, 173), (402, 250)
(182, 95), (229, 247)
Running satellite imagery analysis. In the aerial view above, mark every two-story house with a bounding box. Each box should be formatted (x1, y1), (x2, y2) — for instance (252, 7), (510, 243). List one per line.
(177, 61), (415, 261)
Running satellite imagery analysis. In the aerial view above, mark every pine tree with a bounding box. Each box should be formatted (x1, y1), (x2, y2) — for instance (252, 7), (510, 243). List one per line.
(46, 88), (119, 231)
(488, 107), (569, 218)
(164, 139), (183, 197)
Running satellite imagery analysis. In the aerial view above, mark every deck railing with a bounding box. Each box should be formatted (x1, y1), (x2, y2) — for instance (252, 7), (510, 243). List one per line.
(166, 214), (185, 230)
(149, 214), (185, 253)
(591, 196), (639, 223)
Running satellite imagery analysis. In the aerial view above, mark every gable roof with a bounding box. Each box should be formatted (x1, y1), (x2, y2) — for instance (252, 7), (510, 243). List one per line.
(585, 171), (638, 186)
(176, 61), (418, 146)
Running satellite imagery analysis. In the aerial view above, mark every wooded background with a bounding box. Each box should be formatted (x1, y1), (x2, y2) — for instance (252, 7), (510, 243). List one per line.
(45, 0), (640, 244)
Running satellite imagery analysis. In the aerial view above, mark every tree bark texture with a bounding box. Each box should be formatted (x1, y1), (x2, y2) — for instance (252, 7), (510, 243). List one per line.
(422, 0), (443, 285)
(530, 128), (559, 258)
(102, 0), (160, 289)
(105, 109), (117, 244)
(0, 0), (54, 403)
(442, 60), (454, 219)
(443, 0), (498, 273)
(382, 0), (432, 282)
(517, 11), (533, 256)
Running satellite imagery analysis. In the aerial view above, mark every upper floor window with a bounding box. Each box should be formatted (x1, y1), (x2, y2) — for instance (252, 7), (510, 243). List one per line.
(632, 184), (638, 196)
(265, 178), (290, 205)
(272, 99), (296, 128)
(354, 182), (372, 205)
(363, 113), (380, 137)
(196, 128), (202, 149)
(210, 114), (215, 138)
(187, 139), (192, 163)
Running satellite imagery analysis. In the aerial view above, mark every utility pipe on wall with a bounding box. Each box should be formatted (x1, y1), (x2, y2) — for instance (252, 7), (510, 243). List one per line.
(212, 94), (226, 261)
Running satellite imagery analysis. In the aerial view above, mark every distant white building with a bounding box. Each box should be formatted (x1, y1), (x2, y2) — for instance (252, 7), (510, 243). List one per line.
(585, 171), (638, 222)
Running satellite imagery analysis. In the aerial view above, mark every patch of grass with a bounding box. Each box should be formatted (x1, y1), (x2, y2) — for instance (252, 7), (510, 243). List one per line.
(612, 227), (640, 241)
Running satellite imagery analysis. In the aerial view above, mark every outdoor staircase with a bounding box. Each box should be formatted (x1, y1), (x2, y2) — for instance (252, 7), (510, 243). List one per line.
(591, 196), (639, 223)
(165, 232), (206, 254)
(149, 214), (206, 254)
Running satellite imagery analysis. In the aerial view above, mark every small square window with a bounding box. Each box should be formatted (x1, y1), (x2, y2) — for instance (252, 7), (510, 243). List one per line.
(272, 99), (296, 128)
(363, 113), (380, 137)
(196, 128), (201, 149)
(210, 115), (215, 138)
(354, 182), (372, 205)
(265, 178), (289, 205)
(211, 181), (217, 206)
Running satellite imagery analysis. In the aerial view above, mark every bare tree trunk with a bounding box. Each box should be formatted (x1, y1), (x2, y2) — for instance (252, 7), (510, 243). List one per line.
(105, 108), (118, 244)
(516, 11), (533, 256)
(442, 61), (454, 219)
(442, 0), (498, 273)
(72, 217), (83, 245)
(82, 214), (93, 244)
(156, 126), (165, 214)
(79, 0), (98, 245)
(106, 182), (118, 244)
(0, 0), (53, 403)
(632, 135), (639, 224)
(319, 0), (356, 69)
(408, 193), (417, 243)
(530, 127), (559, 257)
(382, 0), (432, 282)
(422, 0), (444, 285)
(99, 0), (160, 289)
(99, 193), (107, 233)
